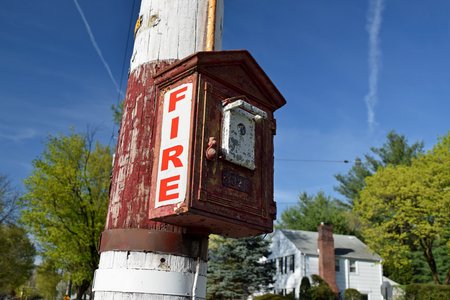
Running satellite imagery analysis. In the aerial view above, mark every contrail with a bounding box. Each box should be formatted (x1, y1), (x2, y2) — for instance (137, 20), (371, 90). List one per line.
(365, 0), (384, 131)
(73, 0), (124, 97)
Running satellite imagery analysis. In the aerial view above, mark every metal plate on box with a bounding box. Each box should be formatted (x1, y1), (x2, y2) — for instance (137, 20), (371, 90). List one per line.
(222, 170), (251, 194)
(221, 100), (266, 170)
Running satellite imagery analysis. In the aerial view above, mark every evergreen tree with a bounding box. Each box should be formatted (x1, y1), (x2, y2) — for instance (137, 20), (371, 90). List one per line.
(278, 191), (353, 235)
(335, 131), (424, 206)
(410, 238), (450, 284)
(207, 235), (275, 300)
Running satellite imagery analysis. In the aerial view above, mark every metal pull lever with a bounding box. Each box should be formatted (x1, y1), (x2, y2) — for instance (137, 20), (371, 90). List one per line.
(205, 137), (217, 160)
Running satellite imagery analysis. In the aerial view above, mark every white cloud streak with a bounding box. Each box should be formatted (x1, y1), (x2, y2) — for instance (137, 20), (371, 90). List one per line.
(0, 127), (39, 142)
(72, 0), (124, 97)
(365, 0), (385, 131)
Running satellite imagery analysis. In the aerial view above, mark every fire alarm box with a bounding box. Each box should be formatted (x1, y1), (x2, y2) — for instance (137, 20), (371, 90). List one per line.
(149, 50), (286, 238)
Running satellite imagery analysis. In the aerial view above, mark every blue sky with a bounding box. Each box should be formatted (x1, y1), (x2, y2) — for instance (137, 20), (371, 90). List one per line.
(1, 0), (449, 215)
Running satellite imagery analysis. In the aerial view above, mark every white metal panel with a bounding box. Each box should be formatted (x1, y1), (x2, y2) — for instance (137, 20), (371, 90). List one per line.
(93, 268), (206, 297)
(221, 100), (267, 170)
(221, 108), (256, 169)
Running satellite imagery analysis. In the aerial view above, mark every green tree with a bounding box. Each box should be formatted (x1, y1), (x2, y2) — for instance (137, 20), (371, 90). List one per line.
(111, 100), (124, 125)
(20, 132), (112, 299)
(335, 131), (424, 205)
(207, 235), (275, 300)
(411, 239), (450, 284)
(35, 259), (63, 300)
(278, 191), (353, 235)
(355, 132), (450, 285)
(0, 174), (19, 224)
(0, 175), (36, 296)
(0, 224), (36, 295)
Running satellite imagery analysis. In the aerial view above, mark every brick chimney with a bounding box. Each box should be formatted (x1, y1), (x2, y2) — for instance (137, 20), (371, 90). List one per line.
(318, 222), (339, 294)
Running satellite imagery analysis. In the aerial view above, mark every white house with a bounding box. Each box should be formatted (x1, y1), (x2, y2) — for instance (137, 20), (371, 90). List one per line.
(268, 225), (393, 299)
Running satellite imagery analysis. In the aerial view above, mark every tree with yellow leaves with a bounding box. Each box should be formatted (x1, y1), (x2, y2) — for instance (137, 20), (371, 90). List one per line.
(356, 132), (450, 284)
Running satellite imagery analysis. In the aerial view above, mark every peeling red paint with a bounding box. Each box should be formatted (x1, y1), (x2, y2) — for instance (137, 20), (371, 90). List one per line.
(106, 60), (182, 232)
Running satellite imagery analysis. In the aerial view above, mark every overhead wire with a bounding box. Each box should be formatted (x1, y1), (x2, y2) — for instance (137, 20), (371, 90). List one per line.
(109, 0), (137, 147)
(276, 158), (350, 164)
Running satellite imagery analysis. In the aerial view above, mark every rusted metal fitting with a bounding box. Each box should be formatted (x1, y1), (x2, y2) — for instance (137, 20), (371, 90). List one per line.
(205, 137), (217, 160)
(99, 229), (209, 260)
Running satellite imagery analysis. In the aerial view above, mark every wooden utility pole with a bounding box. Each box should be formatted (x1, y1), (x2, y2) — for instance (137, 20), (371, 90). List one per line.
(93, 1), (223, 299)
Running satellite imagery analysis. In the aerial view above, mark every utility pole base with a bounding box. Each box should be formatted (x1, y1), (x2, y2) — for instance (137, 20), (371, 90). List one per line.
(95, 294), (193, 300)
(93, 251), (207, 299)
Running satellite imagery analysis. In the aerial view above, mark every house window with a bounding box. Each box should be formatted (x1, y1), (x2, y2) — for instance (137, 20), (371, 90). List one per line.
(275, 255), (295, 274)
(335, 259), (340, 272)
(278, 257), (284, 274)
(288, 255), (295, 272)
(361, 294), (368, 300)
(291, 288), (296, 297)
(276, 289), (286, 296)
(284, 256), (288, 273)
(349, 260), (356, 273)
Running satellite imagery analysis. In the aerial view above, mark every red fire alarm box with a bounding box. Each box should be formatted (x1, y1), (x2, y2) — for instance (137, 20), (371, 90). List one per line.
(149, 50), (286, 238)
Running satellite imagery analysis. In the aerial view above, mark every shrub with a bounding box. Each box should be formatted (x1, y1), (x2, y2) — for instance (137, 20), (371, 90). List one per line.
(405, 284), (450, 300)
(253, 294), (292, 300)
(300, 276), (312, 300)
(343, 288), (361, 300)
(310, 274), (336, 300)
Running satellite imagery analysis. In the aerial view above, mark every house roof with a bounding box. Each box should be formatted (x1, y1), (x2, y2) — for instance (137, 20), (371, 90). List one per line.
(279, 229), (382, 261)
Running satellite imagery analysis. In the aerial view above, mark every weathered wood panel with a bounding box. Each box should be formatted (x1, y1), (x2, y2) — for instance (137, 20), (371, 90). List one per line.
(130, 0), (224, 72)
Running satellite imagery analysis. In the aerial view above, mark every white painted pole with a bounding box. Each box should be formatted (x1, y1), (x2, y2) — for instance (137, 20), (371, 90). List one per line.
(93, 1), (223, 299)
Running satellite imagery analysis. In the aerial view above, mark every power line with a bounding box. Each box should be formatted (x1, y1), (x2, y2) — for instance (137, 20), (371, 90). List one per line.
(117, 0), (137, 103)
(109, 0), (137, 147)
(276, 158), (351, 164)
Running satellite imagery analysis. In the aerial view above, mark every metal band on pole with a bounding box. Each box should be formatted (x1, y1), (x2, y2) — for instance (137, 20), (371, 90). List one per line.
(99, 229), (208, 260)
